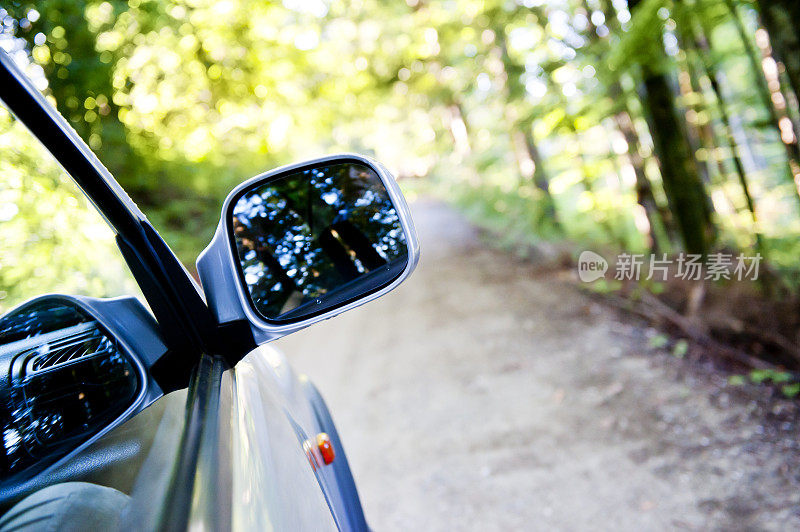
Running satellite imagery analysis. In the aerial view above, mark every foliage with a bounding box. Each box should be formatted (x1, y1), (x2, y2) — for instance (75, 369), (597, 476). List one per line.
(731, 369), (800, 398)
(2, 0), (800, 303)
(749, 368), (793, 384)
(0, 108), (140, 312)
(672, 339), (689, 358)
(648, 333), (669, 349)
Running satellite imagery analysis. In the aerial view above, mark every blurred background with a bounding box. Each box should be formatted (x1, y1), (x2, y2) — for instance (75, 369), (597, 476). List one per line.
(3, 0), (800, 528)
(3, 0), (800, 273)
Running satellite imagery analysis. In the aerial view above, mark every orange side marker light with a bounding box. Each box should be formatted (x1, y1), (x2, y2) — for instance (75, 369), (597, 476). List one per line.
(316, 433), (335, 465)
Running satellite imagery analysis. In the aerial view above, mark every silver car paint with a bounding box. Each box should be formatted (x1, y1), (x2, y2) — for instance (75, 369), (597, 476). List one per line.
(229, 345), (338, 530)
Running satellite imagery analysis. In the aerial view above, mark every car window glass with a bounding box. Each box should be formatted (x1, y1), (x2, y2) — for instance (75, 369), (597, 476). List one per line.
(0, 105), (143, 313)
(0, 100), (160, 522)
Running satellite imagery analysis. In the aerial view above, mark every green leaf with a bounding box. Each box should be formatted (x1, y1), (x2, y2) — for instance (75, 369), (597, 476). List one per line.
(672, 339), (689, 358)
(728, 375), (746, 386)
(749, 369), (794, 384)
(782, 383), (800, 398)
(606, 0), (670, 73)
(771, 371), (793, 384)
(749, 369), (772, 384)
(648, 334), (669, 349)
(649, 282), (666, 295)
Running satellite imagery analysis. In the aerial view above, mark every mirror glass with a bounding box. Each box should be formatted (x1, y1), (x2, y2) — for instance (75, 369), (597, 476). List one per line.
(231, 161), (408, 322)
(0, 298), (140, 480)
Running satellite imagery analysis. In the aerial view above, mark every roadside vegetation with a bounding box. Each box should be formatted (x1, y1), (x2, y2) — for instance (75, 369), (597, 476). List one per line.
(3, 0), (800, 386)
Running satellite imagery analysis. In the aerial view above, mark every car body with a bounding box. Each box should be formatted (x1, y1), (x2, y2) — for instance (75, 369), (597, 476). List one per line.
(0, 43), (418, 531)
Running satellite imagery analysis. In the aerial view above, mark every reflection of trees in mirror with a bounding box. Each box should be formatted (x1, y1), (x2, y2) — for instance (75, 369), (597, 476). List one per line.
(0, 300), (138, 480)
(232, 163), (407, 320)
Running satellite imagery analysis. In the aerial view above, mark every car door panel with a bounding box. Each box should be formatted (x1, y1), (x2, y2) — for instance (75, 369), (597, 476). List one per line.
(229, 345), (369, 531)
(230, 350), (338, 531)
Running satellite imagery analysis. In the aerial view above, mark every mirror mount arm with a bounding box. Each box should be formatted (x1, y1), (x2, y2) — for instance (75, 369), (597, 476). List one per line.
(119, 222), (256, 389)
(213, 319), (258, 366)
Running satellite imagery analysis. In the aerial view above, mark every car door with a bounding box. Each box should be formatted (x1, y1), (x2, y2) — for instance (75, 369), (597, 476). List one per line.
(142, 352), (338, 532)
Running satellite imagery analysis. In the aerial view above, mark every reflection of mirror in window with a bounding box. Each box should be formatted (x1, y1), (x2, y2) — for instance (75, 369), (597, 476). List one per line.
(231, 162), (408, 321)
(0, 299), (139, 480)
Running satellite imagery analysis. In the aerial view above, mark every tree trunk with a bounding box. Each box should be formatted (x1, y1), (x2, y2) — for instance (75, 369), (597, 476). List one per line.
(673, 36), (717, 195)
(725, 0), (800, 200)
(628, 0), (715, 256)
(445, 100), (483, 186)
(758, 0), (800, 109)
(587, 0), (673, 252)
(447, 101), (473, 161)
(686, 14), (766, 257)
(611, 98), (670, 253)
(523, 131), (559, 224)
(676, 15), (747, 238)
(494, 29), (561, 231)
(640, 74), (714, 255)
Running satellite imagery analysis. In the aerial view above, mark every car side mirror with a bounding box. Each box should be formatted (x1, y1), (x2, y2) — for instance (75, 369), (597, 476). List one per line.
(197, 154), (419, 344)
(0, 295), (165, 484)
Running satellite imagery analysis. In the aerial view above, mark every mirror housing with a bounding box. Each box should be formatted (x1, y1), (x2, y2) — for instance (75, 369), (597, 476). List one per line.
(197, 154), (419, 345)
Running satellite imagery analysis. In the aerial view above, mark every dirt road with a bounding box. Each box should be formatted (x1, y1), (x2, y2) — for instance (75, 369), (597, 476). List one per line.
(275, 200), (800, 531)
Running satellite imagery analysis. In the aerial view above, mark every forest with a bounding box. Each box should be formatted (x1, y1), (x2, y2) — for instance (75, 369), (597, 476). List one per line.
(3, 1), (800, 377)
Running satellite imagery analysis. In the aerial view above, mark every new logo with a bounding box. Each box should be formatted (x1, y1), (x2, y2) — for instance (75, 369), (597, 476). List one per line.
(578, 250), (608, 282)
